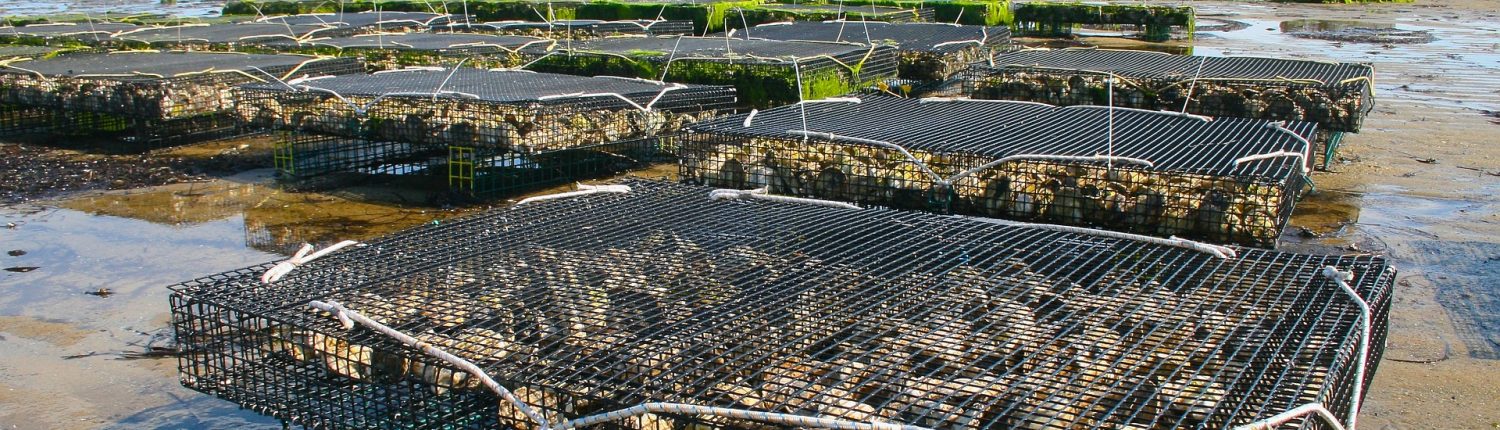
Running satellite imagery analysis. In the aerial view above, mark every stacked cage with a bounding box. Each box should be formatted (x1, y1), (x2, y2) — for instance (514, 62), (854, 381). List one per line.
(439, 19), (696, 38)
(256, 12), (462, 33)
(528, 36), (898, 107)
(235, 68), (736, 196)
(680, 96), (1315, 247)
(171, 178), (1393, 430)
(111, 23), (349, 51)
(1011, 2), (1195, 42)
(263, 33), (554, 71)
(964, 49), (1375, 168)
(0, 22), (139, 46)
(726, 21), (1011, 96)
(0, 51), (364, 146)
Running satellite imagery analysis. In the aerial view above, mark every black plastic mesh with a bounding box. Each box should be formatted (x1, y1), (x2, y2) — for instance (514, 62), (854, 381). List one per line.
(170, 178), (1392, 430)
(756, 4), (935, 22)
(0, 51), (364, 145)
(266, 33), (550, 70)
(679, 96), (1316, 247)
(113, 23), (348, 47)
(440, 19), (696, 38)
(0, 45), (70, 60)
(0, 22), (139, 44)
(725, 21), (1010, 81)
(527, 36), (899, 108)
(964, 49), (1376, 133)
(256, 12), (460, 32)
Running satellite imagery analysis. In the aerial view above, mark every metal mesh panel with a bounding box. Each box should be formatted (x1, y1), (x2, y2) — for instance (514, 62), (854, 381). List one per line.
(963, 48), (1376, 133)
(0, 45), (71, 60)
(724, 21), (1010, 81)
(527, 36), (899, 108)
(0, 22), (139, 45)
(0, 51), (364, 145)
(256, 12), (461, 33)
(170, 178), (1392, 430)
(439, 20), (696, 38)
(112, 23), (349, 49)
(264, 33), (552, 71)
(679, 96), (1315, 247)
(753, 4), (936, 23)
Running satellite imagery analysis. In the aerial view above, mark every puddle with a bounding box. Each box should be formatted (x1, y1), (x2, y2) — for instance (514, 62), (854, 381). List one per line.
(1281, 19), (1435, 44)
(0, 0), (222, 18)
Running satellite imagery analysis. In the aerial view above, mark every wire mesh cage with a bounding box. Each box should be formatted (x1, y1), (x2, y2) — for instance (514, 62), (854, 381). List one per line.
(262, 33), (554, 71)
(679, 96), (1316, 248)
(1011, 3), (1195, 42)
(0, 45), (74, 61)
(238, 67), (735, 195)
(0, 50), (365, 146)
(111, 23), (350, 50)
(439, 19), (697, 39)
(724, 21), (1011, 81)
(0, 22), (140, 46)
(171, 178), (1393, 430)
(256, 12), (463, 33)
(527, 36), (899, 108)
(963, 48), (1376, 136)
(745, 3), (937, 24)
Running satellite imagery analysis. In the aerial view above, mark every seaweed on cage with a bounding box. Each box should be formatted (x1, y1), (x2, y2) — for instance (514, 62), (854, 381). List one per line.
(0, 50), (365, 146)
(239, 67), (734, 194)
(526, 36), (900, 108)
(170, 178), (1392, 430)
(0, 21), (140, 46)
(679, 95), (1316, 248)
(436, 19), (697, 39)
(963, 48), (1376, 135)
(261, 32), (554, 71)
(742, 3), (937, 24)
(722, 21), (1011, 81)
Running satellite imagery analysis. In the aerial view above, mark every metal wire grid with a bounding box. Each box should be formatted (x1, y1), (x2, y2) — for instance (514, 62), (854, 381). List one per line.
(0, 51), (364, 145)
(440, 20), (697, 38)
(111, 23), (350, 48)
(170, 178), (1392, 430)
(456, 136), (666, 198)
(527, 36), (899, 108)
(272, 132), (447, 178)
(724, 21), (1010, 81)
(753, 4), (935, 23)
(964, 49), (1376, 133)
(265, 33), (552, 71)
(0, 45), (70, 60)
(678, 96), (1314, 247)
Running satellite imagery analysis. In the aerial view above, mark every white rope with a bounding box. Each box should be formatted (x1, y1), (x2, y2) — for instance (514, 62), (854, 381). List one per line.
(260, 240), (360, 284)
(305, 300), (552, 429)
(794, 57), (808, 140)
(1107, 77), (1115, 172)
(742, 109), (759, 127)
(1062, 104), (1214, 123)
(1231, 402), (1347, 430)
(1264, 121), (1314, 172)
(916, 97), (1054, 107)
(1183, 56), (1206, 114)
(514, 184), (631, 206)
(709, 188), (862, 210)
(1233, 151), (1309, 174)
(931, 39), (982, 49)
(1322, 266), (1371, 430)
(537, 84), (685, 114)
(963, 217), (1238, 258)
(553, 403), (930, 430)
(797, 97), (862, 105)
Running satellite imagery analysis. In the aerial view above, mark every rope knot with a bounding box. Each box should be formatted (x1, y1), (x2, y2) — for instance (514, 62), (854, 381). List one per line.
(260, 240), (361, 284)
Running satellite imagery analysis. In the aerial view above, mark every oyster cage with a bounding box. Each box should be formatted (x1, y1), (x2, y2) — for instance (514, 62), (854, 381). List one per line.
(170, 178), (1393, 430)
(679, 96), (1316, 248)
(527, 36), (899, 108)
(963, 48), (1376, 137)
(111, 23), (350, 50)
(238, 67), (734, 195)
(0, 50), (365, 146)
(724, 21), (1012, 81)
(0, 22), (140, 46)
(439, 20), (697, 39)
(263, 33), (554, 71)
(256, 12), (462, 33)
(744, 3), (937, 24)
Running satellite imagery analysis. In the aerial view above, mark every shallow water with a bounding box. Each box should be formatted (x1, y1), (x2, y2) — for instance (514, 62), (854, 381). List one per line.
(0, 0), (224, 19)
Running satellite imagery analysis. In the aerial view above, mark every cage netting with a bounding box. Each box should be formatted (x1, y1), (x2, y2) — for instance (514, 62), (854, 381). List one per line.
(263, 32), (554, 71)
(256, 12), (461, 33)
(438, 20), (696, 39)
(724, 21), (1010, 83)
(112, 23), (349, 49)
(679, 95), (1315, 247)
(171, 178), (1391, 430)
(0, 21), (140, 45)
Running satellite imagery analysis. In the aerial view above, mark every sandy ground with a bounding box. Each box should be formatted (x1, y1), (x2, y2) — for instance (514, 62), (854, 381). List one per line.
(0, 1), (1498, 429)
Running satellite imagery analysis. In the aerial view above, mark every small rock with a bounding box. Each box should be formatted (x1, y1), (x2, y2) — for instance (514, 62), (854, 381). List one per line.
(85, 288), (114, 298)
(6, 250), (22, 257)
(4, 266), (39, 273)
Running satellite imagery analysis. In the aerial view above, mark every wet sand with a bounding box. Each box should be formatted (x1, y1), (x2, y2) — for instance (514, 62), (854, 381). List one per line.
(0, 1), (1498, 429)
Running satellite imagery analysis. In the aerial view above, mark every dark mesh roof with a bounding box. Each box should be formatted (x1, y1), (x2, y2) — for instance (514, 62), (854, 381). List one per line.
(761, 3), (917, 15)
(114, 23), (340, 44)
(295, 32), (548, 50)
(560, 36), (874, 60)
(727, 21), (1010, 54)
(0, 22), (139, 37)
(469, 19), (695, 34)
(249, 67), (734, 107)
(2, 51), (337, 78)
(257, 12), (457, 28)
(0, 45), (67, 59)
(691, 96), (1316, 176)
(992, 48), (1374, 87)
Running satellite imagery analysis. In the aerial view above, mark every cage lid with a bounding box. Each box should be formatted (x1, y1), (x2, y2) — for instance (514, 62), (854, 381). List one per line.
(0, 51), (345, 79)
(114, 23), (340, 44)
(990, 48), (1374, 88)
(249, 67), (735, 108)
(558, 35), (878, 60)
(0, 21), (139, 37)
(295, 32), (549, 50)
(256, 12), (458, 28)
(727, 21), (1011, 53)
